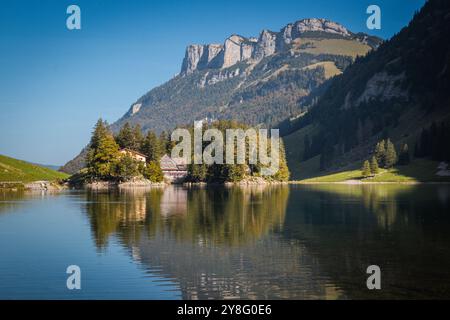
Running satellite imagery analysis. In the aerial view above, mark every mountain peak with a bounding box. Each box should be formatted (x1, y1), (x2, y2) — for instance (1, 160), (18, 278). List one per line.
(292, 18), (350, 37)
(180, 17), (378, 75)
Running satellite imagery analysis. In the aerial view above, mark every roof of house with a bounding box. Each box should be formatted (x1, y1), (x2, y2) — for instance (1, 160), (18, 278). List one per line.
(119, 148), (147, 158)
(160, 154), (188, 171)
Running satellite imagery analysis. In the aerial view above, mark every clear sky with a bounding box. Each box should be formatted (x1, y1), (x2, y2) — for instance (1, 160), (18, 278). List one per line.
(0, 0), (426, 165)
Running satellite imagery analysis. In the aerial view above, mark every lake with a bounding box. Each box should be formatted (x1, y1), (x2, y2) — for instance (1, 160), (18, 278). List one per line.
(1, 184), (450, 299)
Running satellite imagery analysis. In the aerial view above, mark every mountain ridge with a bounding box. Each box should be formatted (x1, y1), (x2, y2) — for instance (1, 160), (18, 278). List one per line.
(61, 17), (382, 174)
(282, 0), (450, 179)
(180, 18), (382, 75)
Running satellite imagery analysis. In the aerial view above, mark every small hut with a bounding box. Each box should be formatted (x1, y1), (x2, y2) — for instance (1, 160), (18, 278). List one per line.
(160, 154), (188, 182)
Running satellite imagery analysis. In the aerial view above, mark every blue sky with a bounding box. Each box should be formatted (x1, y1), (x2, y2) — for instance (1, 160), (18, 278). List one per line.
(0, 0), (425, 165)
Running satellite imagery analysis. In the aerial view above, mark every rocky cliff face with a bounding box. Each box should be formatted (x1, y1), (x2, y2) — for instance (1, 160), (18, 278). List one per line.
(180, 18), (375, 75)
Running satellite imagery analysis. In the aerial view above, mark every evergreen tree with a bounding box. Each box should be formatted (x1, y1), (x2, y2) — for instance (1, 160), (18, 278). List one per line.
(414, 139), (421, 158)
(319, 144), (335, 171)
(274, 141), (290, 181)
(384, 139), (397, 168)
(159, 131), (175, 154)
(431, 122), (440, 160)
(227, 164), (246, 182)
(398, 143), (410, 165)
(188, 164), (208, 182)
(370, 156), (379, 174)
(132, 124), (144, 151)
(374, 140), (386, 167)
(115, 123), (135, 150)
(144, 161), (164, 183)
(419, 128), (430, 157)
(303, 134), (311, 161)
(356, 119), (363, 145)
(86, 131), (120, 180)
(362, 160), (371, 178)
(141, 131), (163, 161)
(89, 119), (110, 150)
(114, 154), (140, 181)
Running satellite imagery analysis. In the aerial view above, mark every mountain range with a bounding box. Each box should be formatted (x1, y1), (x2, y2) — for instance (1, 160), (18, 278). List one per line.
(61, 17), (381, 173)
(61, 0), (450, 179)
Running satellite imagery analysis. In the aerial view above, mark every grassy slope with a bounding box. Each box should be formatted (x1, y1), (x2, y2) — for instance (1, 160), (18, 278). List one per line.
(284, 99), (450, 182)
(295, 159), (450, 183)
(293, 38), (372, 58)
(302, 61), (342, 79)
(0, 154), (68, 183)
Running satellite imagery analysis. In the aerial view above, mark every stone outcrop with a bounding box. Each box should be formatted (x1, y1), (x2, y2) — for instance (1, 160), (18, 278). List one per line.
(180, 18), (370, 75)
(253, 30), (277, 60)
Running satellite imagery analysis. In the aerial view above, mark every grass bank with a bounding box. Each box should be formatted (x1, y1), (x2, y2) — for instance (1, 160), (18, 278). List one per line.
(0, 154), (68, 184)
(293, 159), (450, 184)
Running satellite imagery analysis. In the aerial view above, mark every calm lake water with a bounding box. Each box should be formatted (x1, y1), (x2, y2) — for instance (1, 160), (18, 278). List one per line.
(1, 184), (450, 299)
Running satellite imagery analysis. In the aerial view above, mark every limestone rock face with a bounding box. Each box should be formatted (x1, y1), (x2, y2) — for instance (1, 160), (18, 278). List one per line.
(181, 45), (204, 75)
(180, 18), (374, 75)
(253, 30), (277, 60)
(241, 39), (257, 61)
(200, 44), (224, 69)
(223, 35), (246, 68)
(293, 18), (350, 37)
(181, 44), (225, 75)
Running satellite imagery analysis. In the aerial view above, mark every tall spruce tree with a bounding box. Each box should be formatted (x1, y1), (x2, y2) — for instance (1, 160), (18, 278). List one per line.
(362, 160), (371, 177)
(86, 122), (120, 180)
(384, 139), (397, 168)
(132, 124), (144, 151)
(303, 134), (311, 161)
(398, 143), (410, 165)
(89, 119), (109, 150)
(370, 156), (379, 174)
(374, 140), (386, 168)
(115, 123), (135, 150)
(141, 131), (163, 162)
(274, 141), (290, 181)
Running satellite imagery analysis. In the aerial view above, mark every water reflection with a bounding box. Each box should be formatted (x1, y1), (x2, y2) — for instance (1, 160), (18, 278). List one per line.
(284, 184), (450, 299)
(84, 185), (290, 248)
(83, 185), (347, 299)
(81, 184), (450, 299)
(1, 184), (450, 299)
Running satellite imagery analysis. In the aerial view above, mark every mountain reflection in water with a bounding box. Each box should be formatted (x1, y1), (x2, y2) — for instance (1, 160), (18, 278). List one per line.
(1, 184), (450, 299)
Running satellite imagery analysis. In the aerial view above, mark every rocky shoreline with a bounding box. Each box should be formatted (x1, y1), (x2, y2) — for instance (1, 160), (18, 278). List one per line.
(85, 179), (166, 190)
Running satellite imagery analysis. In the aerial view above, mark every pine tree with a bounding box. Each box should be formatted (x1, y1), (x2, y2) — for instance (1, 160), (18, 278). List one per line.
(188, 164), (208, 182)
(362, 160), (371, 178)
(274, 141), (290, 181)
(227, 164), (246, 182)
(115, 123), (135, 150)
(144, 161), (164, 183)
(374, 140), (386, 167)
(159, 131), (175, 154)
(132, 124), (143, 151)
(398, 143), (410, 165)
(86, 131), (120, 180)
(141, 131), (163, 161)
(303, 134), (311, 161)
(89, 118), (110, 150)
(414, 139), (420, 158)
(370, 156), (379, 174)
(356, 119), (363, 145)
(384, 139), (397, 168)
(114, 154), (140, 181)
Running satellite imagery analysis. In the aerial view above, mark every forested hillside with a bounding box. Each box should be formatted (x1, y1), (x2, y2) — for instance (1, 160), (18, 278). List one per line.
(283, 0), (450, 179)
